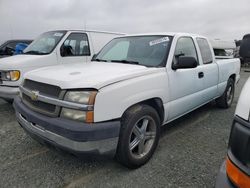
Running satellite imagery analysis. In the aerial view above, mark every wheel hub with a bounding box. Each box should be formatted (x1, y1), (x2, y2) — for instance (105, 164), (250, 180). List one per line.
(129, 116), (156, 159)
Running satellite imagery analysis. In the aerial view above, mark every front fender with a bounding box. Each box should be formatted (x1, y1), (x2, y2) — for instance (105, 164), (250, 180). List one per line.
(94, 71), (169, 122)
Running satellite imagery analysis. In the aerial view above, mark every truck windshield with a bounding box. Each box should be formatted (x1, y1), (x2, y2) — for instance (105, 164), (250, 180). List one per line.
(23, 31), (66, 55)
(94, 35), (172, 67)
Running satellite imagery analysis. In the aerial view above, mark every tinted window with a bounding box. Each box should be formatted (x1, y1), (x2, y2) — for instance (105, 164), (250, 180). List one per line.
(174, 37), (198, 64)
(197, 38), (213, 64)
(61, 33), (90, 56)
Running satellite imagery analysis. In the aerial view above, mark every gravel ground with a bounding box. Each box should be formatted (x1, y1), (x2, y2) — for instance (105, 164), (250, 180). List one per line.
(0, 71), (249, 188)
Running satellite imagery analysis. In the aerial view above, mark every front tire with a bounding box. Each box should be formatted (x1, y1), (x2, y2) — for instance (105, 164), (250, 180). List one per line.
(116, 104), (160, 169)
(216, 78), (235, 108)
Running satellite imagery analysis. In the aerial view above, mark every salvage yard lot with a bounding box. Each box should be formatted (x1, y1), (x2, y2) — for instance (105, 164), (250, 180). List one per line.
(0, 71), (249, 188)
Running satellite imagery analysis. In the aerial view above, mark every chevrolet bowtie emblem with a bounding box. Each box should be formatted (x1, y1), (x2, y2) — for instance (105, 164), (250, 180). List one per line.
(31, 91), (39, 101)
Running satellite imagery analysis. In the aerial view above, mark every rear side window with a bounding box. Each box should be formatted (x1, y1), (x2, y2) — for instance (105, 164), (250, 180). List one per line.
(197, 38), (213, 64)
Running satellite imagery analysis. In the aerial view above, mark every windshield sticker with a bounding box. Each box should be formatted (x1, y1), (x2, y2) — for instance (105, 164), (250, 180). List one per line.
(149, 37), (169, 46)
(54, 33), (64, 37)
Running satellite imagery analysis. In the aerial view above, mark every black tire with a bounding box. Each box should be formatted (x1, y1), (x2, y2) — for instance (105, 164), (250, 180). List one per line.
(116, 104), (160, 169)
(216, 78), (235, 108)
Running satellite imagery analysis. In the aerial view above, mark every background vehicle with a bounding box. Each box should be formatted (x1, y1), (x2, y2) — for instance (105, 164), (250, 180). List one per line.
(0, 40), (32, 58)
(215, 77), (250, 188)
(240, 34), (250, 66)
(14, 33), (240, 168)
(210, 39), (236, 59)
(0, 30), (124, 101)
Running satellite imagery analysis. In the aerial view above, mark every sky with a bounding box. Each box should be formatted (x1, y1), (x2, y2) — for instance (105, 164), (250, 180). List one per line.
(0, 0), (249, 43)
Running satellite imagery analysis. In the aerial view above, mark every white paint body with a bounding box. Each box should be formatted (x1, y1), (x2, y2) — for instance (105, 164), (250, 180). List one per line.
(235, 77), (250, 121)
(24, 33), (241, 124)
(0, 30), (124, 87)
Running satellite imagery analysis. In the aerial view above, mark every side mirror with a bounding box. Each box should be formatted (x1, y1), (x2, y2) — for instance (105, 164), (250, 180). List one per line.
(60, 45), (73, 57)
(172, 56), (198, 70)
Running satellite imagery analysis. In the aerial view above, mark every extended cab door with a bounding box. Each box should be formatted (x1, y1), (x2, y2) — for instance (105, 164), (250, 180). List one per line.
(57, 32), (92, 64)
(167, 37), (204, 120)
(196, 38), (219, 102)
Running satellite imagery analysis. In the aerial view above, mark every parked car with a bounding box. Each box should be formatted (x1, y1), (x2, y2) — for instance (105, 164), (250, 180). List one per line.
(0, 40), (32, 58)
(215, 40), (250, 188)
(240, 34), (250, 66)
(0, 30), (124, 101)
(13, 33), (240, 168)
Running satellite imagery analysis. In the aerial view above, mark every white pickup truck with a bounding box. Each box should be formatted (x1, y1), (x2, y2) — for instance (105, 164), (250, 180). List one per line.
(0, 30), (123, 101)
(14, 33), (240, 168)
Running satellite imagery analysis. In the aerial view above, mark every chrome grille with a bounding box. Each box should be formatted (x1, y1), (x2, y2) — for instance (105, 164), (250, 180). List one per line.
(23, 79), (61, 98)
(21, 80), (64, 117)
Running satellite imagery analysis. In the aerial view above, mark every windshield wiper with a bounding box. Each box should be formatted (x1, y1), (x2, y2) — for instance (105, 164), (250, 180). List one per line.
(93, 58), (107, 62)
(23, 50), (46, 55)
(110, 60), (139, 65)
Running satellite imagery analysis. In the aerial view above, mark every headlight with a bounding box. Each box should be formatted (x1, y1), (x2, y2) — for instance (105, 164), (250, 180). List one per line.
(64, 91), (97, 104)
(60, 90), (97, 123)
(2, 70), (20, 81)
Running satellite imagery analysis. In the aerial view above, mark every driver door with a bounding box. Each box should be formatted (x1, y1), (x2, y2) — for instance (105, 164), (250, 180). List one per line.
(167, 37), (204, 121)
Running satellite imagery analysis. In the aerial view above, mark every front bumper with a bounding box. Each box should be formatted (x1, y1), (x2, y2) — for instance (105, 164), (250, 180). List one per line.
(0, 85), (19, 99)
(215, 160), (235, 188)
(13, 97), (121, 156)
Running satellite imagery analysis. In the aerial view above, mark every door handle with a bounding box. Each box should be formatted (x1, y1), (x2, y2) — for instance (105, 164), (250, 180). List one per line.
(198, 72), (204, 78)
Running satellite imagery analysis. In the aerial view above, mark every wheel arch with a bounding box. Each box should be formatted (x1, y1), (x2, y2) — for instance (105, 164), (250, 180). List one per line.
(229, 74), (236, 82)
(122, 97), (165, 125)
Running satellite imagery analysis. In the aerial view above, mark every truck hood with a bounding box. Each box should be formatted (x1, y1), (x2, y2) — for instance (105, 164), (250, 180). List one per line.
(235, 77), (250, 121)
(0, 54), (45, 69)
(25, 62), (160, 89)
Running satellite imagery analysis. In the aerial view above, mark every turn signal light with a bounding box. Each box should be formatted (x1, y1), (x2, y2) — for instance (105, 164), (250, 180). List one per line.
(86, 111), (94, 123)
(226, 157), (250, 188)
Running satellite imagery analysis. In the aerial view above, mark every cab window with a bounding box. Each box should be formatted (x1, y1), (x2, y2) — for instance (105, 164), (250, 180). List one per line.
(173, 37), (198, 65)
(61, 33), (90, 57)
(197, 38), (213, 64)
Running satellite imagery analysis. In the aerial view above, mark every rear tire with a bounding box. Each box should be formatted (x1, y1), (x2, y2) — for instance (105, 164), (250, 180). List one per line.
(216, 78), (235, 108)
(116, 104), (160, 169)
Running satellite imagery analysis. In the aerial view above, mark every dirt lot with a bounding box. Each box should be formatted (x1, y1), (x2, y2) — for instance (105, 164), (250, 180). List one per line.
(0, 71), (249, 188)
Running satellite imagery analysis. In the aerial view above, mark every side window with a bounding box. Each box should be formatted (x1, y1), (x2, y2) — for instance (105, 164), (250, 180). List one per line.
(103, 41), (129, 60)
(174, 37), (198, 64)
(197, 38), (213, 64)
(0, 41), (18, 55)
(61, 33), (90, 57)
(6, 42), (18, 49)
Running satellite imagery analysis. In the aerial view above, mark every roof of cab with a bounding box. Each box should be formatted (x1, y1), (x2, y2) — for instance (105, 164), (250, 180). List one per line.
(45, 29), (125, 35)
(123, 32), (207, 38)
